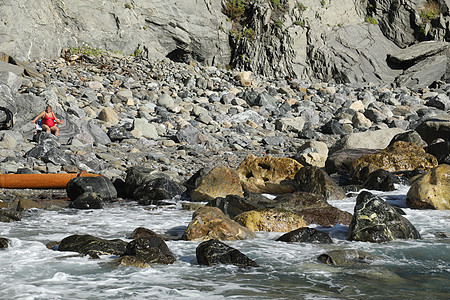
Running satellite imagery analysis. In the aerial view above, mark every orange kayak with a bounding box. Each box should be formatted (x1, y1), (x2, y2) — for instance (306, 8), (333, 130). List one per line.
(0, 171), (103, 189)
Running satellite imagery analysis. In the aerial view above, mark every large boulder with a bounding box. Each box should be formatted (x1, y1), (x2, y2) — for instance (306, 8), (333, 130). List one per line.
(276, 227), (332, 244)
(348, 191), (421, 243)
(406, 164), (450, 210)
(196, 239), (258, 267)
(234, 209), (306, 232)
(236, 155), (303, 194)
(117, 236), (175, 268)
(351, 141), (438, 182)
(325, 148), (379, 174)
(273, 192), (352, 226)
(415, 115), (450, 145)
(330, 128), (404, 153)
(57, 234), (128, 256)
(67, 176), (117, 201)
(294, 166), (346, 200)
(189, 166), (244, 202)
(182, 207), (256, 241)
(124, 167), (186, 201)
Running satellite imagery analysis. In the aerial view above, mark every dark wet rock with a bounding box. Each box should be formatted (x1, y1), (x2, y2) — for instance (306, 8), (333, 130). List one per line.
(128, 227), (167, 240)
(0, 209), (22, 222)
(124, 167), (185, 201)
(120, 236), (175, 266)
(415, 115), (450, 145)
(69, 192), (103, 209)
(273, 192), (352, 226)
(426, 140), (450, 164)
(58, 234), (127, 256)
(276, 227), (332, 244)
(135, 177), (186, 204)
(348, 191), (421, 243)
(182, 206), (256, 241)
(294, 166), (346, 200)
(363, 169), (401, 192)
(196, 239), (258, 267)
(318, 249), (377, 266)
(0, 237), (10, 249)
(207, 192), (274, 219)
(325, 148), (378, 175)
(67, 176), (117, 201)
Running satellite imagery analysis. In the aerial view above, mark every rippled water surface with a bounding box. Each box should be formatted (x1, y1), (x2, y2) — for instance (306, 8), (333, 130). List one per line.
(0, 186), (449, 299)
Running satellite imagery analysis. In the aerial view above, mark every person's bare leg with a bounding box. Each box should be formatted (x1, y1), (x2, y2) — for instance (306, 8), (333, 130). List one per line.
(51, 126), (59, 136)
(41, 124), (50, 133)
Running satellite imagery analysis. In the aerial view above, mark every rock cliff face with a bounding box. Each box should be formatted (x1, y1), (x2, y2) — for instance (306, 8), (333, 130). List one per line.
(1, 0), (450, 87)
(0, 0), (231, 65)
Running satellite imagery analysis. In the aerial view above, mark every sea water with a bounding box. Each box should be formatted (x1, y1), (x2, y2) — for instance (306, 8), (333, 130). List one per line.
(0, 185), (449, 299)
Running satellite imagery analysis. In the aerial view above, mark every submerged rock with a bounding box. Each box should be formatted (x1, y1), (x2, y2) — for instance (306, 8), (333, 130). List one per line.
(348, 191), (421, 243)
(276, 227), (332, 244)
(182, 207), (256, 241)
(406, 164), (450, 210)
(196, 239), (258, 267)
(234, 209), (306, 232)
(318, 249), (377, 266)
(0, 237), (10, 249)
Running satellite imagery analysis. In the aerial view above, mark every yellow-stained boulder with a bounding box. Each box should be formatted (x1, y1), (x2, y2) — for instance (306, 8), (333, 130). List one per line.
(406, 164), (450, 209)
(234, 209), (306, 232)
(351, 141), (438, 182)
(182, 207), (256, 241)
(191, 166), (243, 202)
(236, 154), (303, 194)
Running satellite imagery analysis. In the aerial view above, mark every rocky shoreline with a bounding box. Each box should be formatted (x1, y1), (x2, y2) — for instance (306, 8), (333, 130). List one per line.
(0, 50), (449, 267)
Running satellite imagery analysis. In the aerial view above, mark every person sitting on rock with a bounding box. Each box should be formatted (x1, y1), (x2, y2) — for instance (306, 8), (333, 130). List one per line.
(31, 105), (64, 136)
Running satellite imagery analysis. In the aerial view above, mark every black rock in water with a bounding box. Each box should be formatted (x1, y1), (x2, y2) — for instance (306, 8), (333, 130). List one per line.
(69, 192), (103, 209)
(363, 169), (401, 191)
(196, 239), (258, 267)
(276, 227), (332, 244)
(58, 234), (128, 256)
(122, 236), (175, 265)
(348, 191), (421, 243)
(0, 237), (10, 249)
